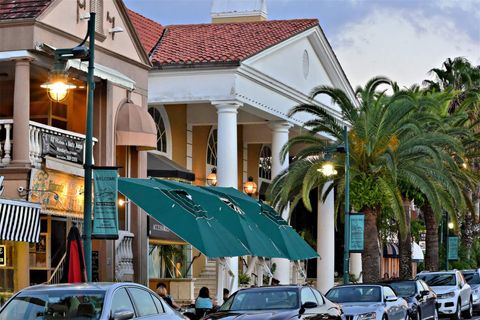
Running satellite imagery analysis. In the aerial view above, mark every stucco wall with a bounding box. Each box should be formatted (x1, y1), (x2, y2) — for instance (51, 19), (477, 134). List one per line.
(192, 126), (211, 186)
(165, 104), (187, 167)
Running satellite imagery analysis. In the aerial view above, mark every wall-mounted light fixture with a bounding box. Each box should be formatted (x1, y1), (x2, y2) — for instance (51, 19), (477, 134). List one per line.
(206, 167), (217, 186)
(243, 176), (257, 196)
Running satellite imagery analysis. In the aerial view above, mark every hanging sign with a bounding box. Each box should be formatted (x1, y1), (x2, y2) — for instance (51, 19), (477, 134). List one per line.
(349, 213), (365, 252)
(92, 167), (119, 239)
(448, 236), (459, 260)
(0, 245), (5, 267)
(42, 133), (84, 164)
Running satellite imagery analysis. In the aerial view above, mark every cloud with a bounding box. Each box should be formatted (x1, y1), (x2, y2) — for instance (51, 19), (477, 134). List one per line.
(331, 8), (480, 89)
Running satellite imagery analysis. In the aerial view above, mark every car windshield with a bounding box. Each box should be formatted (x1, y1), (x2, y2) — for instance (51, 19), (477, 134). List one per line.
(326, 286), (381, 303)
(463, 273), (480, 285)
(0, 290), (105, 320)
(388, 282), (416, 297)
(417, 274), (456, 286)
(220, 289), (298, 311)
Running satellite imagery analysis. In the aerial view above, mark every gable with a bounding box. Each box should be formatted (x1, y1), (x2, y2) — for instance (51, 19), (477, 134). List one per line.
(37, 0), (149, 66)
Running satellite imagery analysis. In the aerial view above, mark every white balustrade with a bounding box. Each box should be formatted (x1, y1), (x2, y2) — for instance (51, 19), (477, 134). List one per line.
(0, 119), (97, 168)
(115, 230), (135, 281)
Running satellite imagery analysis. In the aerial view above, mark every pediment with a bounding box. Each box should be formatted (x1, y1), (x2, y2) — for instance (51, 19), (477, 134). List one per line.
(37, 0), (149, 66)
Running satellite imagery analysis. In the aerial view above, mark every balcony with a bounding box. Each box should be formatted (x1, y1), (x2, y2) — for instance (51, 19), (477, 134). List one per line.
(0, 119), (96, 168)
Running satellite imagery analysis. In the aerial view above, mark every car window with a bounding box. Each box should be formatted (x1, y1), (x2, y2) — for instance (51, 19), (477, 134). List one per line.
(416, 281), (424, 293)
(463, 272), (480, 285)
(417, 273), (456, 286)
(225, 289), (298, 311)
(301, 288), (317, 305)
(383, 287), (396, 299)
(128, 288), (158, 317)
(151, 294), (166, 313)
(111, 288), (135, 317)
(312, 288), (325, 305)
(419, 280), (431, 292)
(388, 282), (415, 297)
(326, 286), (381, 303)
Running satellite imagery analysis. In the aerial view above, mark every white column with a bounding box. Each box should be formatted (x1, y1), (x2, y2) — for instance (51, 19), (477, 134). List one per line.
(350, 253), (362, 282)
(317, 182), (335, 293)
(213, 101), (241, 302)
(270, 121), (292, 284)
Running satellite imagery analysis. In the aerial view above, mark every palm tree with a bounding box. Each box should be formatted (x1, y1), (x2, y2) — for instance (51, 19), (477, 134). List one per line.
(269, 77), (468, 282)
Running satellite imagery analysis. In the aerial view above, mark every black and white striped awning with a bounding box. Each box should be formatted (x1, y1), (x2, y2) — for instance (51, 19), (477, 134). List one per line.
(0, 199), (41, 243)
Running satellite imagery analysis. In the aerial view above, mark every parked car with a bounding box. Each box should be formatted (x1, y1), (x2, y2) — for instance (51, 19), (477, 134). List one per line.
(416, 270), (473, 320)
(383, 279), (438, 320)
(203, 285), (343, 320)
(462, 269), (480, 311)
(0, 282), (189, 320)
(325, 284), (408, 320)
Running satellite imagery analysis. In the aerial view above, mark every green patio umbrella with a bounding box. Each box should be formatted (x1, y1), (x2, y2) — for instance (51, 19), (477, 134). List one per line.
(155, 179), (285, 258)
(203, 186), (318, 260)
(118, 178), (250, 258)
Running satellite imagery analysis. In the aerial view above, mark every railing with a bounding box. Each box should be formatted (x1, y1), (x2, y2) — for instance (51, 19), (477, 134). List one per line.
(47, 252), (67, 284)
(0, 119), (96, 168)
(115, 230), (134, 282)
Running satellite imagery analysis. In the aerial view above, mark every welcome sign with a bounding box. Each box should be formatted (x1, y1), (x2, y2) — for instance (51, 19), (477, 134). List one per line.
(92, 167), (119, 239)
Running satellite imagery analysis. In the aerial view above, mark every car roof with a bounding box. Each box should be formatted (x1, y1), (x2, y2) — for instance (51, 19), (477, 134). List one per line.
(328, 284), (384, 290)
(418, 271), (457, 275)
(380, 280), (416, 284)
(19, 282), (143, 293)
(237, 285), (304, 292)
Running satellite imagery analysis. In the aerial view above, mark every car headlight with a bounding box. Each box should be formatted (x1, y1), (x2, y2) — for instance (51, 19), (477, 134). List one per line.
(438, 292), (455, 299)
(357, 312), (377, 320)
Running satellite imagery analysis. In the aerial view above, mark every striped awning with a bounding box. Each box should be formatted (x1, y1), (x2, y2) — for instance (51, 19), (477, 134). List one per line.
(383, 243), (399, 258)
(0, 199), (41, 243)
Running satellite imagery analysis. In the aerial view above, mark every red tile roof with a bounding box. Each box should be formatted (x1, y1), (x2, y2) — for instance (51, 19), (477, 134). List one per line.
(0, 0), (52, 20)
(150, 19), (318, 67)
(127, 9), (164, 55)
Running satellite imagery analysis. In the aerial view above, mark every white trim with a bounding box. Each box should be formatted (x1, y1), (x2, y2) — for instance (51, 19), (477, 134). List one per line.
(206, 126), (217, 183)
(147, 104), (173, 160)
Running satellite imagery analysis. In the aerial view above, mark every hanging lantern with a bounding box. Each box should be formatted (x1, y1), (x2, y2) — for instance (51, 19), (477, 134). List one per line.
(206, 167), (217, 186)
(243, 176), (257, 196)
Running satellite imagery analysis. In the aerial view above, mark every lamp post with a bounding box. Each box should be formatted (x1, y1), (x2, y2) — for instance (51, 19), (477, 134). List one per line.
(42, 12), (96, 281)
(318, 125), (350, 284)
(445, 214), (454, 271)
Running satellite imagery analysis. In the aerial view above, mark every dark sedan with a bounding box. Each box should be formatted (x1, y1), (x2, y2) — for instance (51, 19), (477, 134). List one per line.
(0, 282), (187, 319)
(203, 285), (343, 320)
(384, 280), (438, 320)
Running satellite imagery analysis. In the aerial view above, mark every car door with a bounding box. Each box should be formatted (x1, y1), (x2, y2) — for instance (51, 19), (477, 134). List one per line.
(128, 287), (170, 319)
(312, 288), (341, 320)
(109, 287), (137, 319)
(415, 280), (428, 319)
(384, 286), (404, 320)
(419, 280), (436, 319)
(457, 272), (470, 309)
(301, 287), (323, 319)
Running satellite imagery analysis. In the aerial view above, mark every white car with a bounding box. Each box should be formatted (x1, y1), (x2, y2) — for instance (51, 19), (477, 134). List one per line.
(417, 270), (473, 320)
(462, 269), (480, 311)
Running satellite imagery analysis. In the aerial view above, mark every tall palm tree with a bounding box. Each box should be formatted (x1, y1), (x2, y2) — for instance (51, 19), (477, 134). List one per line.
(269, 77), (468, 282)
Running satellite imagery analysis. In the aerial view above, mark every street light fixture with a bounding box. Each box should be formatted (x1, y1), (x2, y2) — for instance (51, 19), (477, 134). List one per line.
(41, 11), (96, 281)
(243, 176), (257, 196)
(318, 162), (337, 177)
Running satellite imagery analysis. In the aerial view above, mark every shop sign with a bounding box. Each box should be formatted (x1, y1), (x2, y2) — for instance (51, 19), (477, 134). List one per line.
(0, 245), (6, 267)
(42, 133), (84, 164)
(148, 216), (184, 242)
(448, 236), (459, 260)
(349, 213), (365, 252)
(92, 167), (119, 239)
(29, 168), (84, 217)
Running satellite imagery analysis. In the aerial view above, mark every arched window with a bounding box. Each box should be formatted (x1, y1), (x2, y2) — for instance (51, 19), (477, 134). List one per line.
(148, 106), (168, 155)
(258, 145), (272, 180)
(206, 128), (217, 167)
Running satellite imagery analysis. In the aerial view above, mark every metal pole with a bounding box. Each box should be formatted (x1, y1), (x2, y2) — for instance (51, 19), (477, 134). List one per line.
(83, 12), (96, 282)
(343, 125), (350, 284)
(445, 214), (448, 271)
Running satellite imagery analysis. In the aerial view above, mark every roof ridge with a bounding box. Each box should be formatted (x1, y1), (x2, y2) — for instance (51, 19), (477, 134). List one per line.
(164, 18), (318, 28)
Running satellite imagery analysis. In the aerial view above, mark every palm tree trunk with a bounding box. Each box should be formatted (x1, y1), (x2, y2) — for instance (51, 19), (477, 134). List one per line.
(423, 204), (439, 271)
(362, 207), (381, 282)
(399, 199), (412, 279)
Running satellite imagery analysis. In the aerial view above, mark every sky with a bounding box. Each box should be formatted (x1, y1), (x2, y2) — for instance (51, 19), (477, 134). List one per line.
(124, 0), (480, 89)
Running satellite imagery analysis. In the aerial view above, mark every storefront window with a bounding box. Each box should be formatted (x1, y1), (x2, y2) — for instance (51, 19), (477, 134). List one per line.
(0, 241), (15, 295)
(148, 244), (189, 279)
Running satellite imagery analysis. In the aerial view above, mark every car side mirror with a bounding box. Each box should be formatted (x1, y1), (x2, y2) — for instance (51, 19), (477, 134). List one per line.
(111, 309), (134, 320)
(420, 290), (429, 297)
(385, 296), (398, 302)
(302, 301), (318, 309)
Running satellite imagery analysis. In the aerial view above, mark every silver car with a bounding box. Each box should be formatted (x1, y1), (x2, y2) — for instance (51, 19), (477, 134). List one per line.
(462, 269), (480, 311)
(326, 284), (408, 320)
(0, 282), (188, 320)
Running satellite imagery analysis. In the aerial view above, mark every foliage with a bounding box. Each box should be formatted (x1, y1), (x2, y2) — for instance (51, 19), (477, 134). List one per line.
(238, 272), (251, 285)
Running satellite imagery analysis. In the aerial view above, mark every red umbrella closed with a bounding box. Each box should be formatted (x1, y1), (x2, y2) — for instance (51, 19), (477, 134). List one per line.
(61, 224), (87, 283)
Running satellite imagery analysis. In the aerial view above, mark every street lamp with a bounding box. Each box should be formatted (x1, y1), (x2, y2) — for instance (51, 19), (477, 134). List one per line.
(41, 11), (96, 281)
(318, 126), (350, 284)
(445, 214), (454, 270)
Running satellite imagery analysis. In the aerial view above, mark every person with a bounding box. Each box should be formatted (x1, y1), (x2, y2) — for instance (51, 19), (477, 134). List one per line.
(271, 278), (280, 286)
(156, 282), (180, 310)
(383, 272), (390, 280)
(223, 288), (230, 302)
(195, 286), (213, 311)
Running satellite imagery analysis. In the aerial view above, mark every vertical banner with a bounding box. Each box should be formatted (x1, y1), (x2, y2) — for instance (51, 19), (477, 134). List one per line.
(448, 236), (459, 260)
(349, 213), (365, 252)
(92, 167), (119, 239)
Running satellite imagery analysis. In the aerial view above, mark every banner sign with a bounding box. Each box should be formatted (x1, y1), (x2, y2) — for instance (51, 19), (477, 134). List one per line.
(448, 236), (459, 260)
(349, 213), (365, 252)
(42, 133), (84, 164)
(93, 167), (119, 239)
(0, 245), (5, 267)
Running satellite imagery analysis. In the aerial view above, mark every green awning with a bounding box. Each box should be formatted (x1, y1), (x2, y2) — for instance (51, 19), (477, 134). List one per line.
(203, 186), (319, 260)
(118, 178), (250, 258)
(154, 179), (285, 258)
